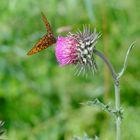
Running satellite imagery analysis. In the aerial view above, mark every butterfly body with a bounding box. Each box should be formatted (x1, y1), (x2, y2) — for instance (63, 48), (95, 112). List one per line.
(27, 12), (56, 55)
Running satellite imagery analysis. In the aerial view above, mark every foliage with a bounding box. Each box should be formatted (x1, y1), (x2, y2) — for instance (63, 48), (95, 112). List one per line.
(73, 133), (99, 140)
(0, 121), (5, 140)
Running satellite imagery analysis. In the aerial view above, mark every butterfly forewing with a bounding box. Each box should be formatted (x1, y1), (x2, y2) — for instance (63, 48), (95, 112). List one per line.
(41, 12), (53, 35)
(27, 12), (56, 55)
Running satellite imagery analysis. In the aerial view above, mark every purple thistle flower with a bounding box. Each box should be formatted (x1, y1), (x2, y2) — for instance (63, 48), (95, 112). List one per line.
(55, 36), (79, 66)
(55, 26), (101, 75)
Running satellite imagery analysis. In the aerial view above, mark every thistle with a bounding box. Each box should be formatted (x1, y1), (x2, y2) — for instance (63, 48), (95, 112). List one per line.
(55, 27), (135, 140)
(55, 26), (101, 75)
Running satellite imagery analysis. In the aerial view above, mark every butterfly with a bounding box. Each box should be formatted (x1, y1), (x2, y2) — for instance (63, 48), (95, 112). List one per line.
(27, 12), (56, 55)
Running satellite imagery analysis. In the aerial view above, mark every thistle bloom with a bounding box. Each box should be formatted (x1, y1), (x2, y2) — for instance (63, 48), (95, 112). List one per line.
(55, 36), (79, 66)
(55, 26), (100, 75)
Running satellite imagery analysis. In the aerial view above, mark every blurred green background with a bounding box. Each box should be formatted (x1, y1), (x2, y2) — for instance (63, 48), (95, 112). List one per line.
(0, 0), (140, 140)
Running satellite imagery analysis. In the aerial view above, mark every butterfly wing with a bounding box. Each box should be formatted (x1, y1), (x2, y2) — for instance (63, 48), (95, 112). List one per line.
(41, 12), (53, 35)
(27, 13), (56, 55)
(27, 34), (56, 55)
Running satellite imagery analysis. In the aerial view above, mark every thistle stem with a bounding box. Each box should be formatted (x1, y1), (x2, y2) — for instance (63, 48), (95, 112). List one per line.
(115, 79), (121, 140)
(94, 49), (117, 81)
(94, 49), (121, 140)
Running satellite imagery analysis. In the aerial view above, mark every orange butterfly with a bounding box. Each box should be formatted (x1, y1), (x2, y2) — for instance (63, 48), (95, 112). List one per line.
(27, 12), (56, 55)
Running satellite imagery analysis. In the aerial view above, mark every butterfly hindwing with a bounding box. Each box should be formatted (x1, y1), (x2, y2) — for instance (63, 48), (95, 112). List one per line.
(27, 34), (56, 55)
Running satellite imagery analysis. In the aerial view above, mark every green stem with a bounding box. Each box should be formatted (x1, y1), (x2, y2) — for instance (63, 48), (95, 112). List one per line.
(94, 49), (117, 81)
(94, 49), (121, 140)
(94, 42), (134, 140)
(115, 80), (121, 140)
